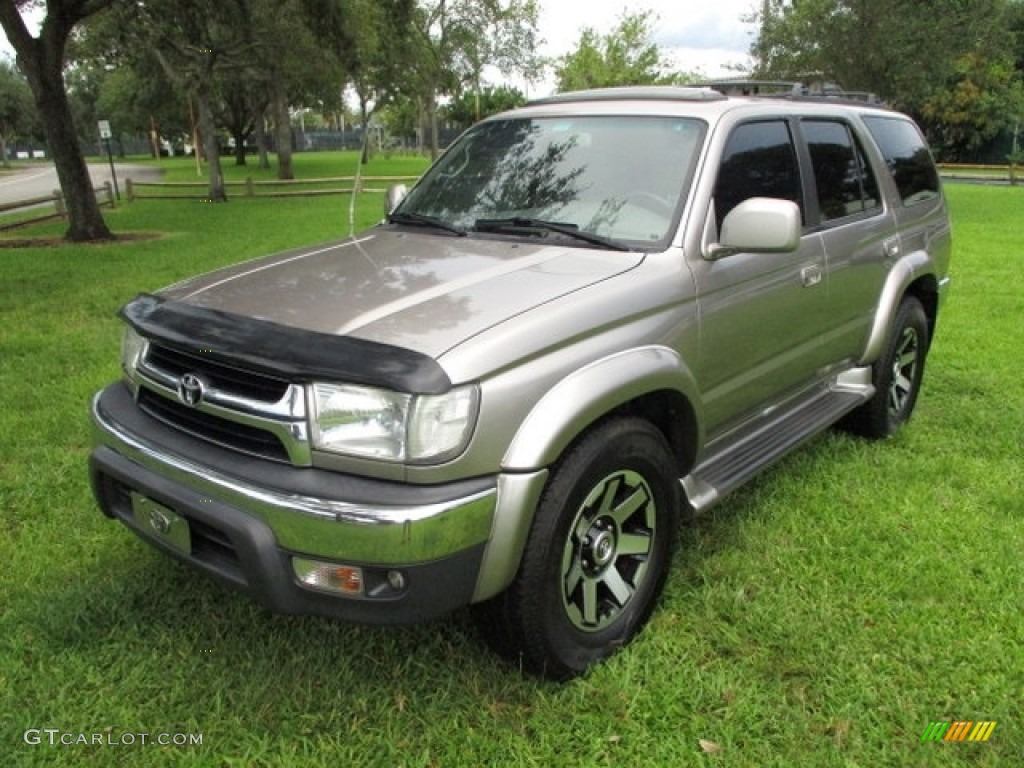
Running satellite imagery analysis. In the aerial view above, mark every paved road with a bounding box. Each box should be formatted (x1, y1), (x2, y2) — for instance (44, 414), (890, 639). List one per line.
(0, 162), (163, 207)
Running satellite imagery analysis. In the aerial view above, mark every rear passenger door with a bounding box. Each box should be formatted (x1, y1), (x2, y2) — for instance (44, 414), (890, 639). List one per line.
(798, 118), (896, 365)
(692, 119), (831, 436)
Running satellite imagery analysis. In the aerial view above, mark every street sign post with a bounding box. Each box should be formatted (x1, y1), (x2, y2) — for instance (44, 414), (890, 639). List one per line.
(97, 120), (120, 202)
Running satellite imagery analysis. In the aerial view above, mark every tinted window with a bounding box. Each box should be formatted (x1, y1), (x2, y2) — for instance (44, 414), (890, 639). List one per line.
(862, 116), (940, 205)
(714, 121), (802, 231)
(803, 120), (881, 223)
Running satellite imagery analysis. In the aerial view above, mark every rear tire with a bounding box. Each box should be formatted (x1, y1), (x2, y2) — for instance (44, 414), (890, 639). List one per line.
(841, 296), (929, 439)
(473, 418), (680, 680)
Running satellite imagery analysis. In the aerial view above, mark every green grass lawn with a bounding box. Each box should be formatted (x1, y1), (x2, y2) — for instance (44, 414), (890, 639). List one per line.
(1, 178), (1022, 766)
(122, 150), (430, 190)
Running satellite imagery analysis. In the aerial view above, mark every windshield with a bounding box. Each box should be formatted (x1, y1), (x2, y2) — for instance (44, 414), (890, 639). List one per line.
(396, 115), (705, 250)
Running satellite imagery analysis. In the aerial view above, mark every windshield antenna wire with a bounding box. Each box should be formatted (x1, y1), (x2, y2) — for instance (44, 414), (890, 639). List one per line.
(347, 129), (370, 239)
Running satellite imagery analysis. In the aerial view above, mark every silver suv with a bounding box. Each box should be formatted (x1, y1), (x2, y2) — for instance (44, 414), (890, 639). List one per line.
(90, 86), (951, 679)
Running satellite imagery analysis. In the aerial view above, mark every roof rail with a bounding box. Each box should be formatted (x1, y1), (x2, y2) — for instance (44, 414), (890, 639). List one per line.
(698, 79), (885, 106)
(528, 86), (727, 106)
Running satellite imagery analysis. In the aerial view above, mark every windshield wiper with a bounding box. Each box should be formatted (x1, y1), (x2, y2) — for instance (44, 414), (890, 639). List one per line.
(388, 211), (467, 237)
(473, 217), (632, 252)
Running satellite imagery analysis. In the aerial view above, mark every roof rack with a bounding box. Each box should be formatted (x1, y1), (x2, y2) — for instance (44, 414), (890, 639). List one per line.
(698, 79), (884, 106)
(528, 86), (727, 106)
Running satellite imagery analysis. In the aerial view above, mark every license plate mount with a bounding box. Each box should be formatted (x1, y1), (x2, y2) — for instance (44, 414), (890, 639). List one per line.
(130, 493), (192, 554)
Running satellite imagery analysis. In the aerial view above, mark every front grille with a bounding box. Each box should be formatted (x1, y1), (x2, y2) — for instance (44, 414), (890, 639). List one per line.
(138, 389), (290, 463)
(145, 344), (289, 403)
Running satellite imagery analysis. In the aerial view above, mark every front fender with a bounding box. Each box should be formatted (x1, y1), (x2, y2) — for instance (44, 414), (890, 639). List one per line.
(501, 345), (703, 471)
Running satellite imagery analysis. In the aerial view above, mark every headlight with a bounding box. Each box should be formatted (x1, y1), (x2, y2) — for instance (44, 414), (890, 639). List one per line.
(309, 382), (478, 463)
(121, 325), (147, 377)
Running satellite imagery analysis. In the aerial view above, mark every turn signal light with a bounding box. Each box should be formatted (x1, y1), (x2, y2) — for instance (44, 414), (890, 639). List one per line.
(293, 558), (364, 595)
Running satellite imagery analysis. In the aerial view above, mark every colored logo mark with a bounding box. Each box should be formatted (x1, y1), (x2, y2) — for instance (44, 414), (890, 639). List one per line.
(921, 721), (997, 742)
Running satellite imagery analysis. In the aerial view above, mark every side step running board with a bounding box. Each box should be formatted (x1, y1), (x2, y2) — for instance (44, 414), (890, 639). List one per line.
(682, 371), (873, 514)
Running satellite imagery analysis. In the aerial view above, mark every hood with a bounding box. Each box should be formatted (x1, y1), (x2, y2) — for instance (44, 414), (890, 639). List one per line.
(159, 229), (643, 358)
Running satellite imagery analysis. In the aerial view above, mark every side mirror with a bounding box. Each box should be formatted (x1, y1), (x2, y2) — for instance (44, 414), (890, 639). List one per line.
(705, 197), (801, 260)
(385, 184), (408, 215)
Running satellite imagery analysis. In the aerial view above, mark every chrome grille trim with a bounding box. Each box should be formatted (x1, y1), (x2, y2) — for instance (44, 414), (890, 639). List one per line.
(133, 343), (311, 465)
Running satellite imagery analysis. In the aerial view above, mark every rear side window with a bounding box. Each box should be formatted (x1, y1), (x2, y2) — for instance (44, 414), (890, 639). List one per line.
(714, 120), (802, 231)
(862, 116), (941, 206)
(803, 120), (881, 223)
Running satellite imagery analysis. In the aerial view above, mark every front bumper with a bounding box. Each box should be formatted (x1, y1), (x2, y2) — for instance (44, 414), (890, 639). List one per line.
(89, 382), (497, 623)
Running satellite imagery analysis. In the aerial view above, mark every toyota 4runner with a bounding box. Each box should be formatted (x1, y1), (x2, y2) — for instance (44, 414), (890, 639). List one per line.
(89, 86), (951, 679)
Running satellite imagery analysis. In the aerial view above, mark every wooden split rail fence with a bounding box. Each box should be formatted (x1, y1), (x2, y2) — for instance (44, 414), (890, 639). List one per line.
(936, 163), (1020, 185)
(0, 182), (116, 232)
(124, 175), (422, 201)
(124, 166), (1015, 201)
(1, 164), (1014, 235)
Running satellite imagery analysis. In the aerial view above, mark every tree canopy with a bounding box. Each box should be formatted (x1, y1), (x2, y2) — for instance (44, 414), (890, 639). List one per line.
(3, 0), (1022, 237)
(554, 11), (678, 92)
(0, 57), (38, 166)
(751, 0), (1024, 160)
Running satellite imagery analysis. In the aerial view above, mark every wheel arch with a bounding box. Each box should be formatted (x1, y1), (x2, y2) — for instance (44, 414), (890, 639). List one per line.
(474, 347), (701, 605)
(501, 345), (703, 478)
(861, 251), (941, 363)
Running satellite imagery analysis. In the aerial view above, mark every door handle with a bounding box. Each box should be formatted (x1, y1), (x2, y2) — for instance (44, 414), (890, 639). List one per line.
(800, 264), (822, 287)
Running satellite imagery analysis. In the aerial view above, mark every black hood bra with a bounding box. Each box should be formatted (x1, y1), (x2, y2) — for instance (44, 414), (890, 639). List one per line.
(120, 293), (453, 395)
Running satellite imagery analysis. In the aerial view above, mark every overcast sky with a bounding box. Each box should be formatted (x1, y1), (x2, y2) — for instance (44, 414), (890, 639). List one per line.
(529, 0), (757, 94)
(2, 0), (758, 93)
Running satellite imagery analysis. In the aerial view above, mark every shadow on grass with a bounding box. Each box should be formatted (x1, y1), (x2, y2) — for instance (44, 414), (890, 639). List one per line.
(0, 232), (165, 248)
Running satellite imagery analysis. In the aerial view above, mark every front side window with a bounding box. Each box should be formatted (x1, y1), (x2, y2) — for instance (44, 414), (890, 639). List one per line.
(396, 116), (705, 249)
(803, 120), (881, 223)
(713, 120), (803, 231)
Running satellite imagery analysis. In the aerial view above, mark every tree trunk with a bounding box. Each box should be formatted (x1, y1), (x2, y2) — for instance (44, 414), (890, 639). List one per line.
(196, 92), (226, 202)
(36, 73), (113, 240)
(426, 90), (440, 161)
(232, 126), (247, 166)
(0, 0), (114, 241)
(359, 98), (371, 165)
(253, 103), (270, 170)
(271, 81), (293, 180)
(18, 49), (112, 239)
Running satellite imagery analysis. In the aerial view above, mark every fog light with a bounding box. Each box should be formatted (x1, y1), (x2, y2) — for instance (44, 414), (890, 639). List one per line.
(386, 570), (406, 590)
(293, 557), (364, 596)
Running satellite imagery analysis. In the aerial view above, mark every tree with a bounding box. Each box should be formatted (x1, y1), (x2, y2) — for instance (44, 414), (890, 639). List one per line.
(1009, 0), (1024, 166)
(304, 0), (414, 164)
(444, 84), (525, 129)
(104, 0), (265, 200)
(921, 52), (1024, 160)
(247, 0), (339, 180)
(0, 0), (116, 241)
(0, 58), (36, 166)
(410, 0), (541, 159)
(63, 48), (187, 159)
(554, 10), (674, 92)
(751, 0), (1012, 112)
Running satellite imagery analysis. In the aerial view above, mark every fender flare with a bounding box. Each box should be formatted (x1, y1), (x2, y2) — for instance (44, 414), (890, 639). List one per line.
(501, 345), (703, 471)
(861, 250), (939, 364)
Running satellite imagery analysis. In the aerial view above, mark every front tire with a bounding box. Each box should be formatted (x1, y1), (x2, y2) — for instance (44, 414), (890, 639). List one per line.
(473, 418), (681, 680)
(841, 296), (930, 439)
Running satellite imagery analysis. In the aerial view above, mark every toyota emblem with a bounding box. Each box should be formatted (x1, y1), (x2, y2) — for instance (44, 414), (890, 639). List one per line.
(177, 372), (206, 407)
(148, 507), (172, 535)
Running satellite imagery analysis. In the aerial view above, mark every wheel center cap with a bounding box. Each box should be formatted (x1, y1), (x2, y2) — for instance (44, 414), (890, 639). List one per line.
(588, 529), (615, 568)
